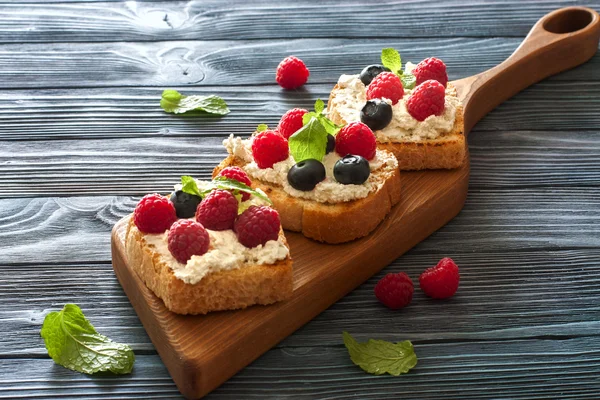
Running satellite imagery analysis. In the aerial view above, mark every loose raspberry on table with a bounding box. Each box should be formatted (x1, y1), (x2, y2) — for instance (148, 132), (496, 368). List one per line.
(251, 130), (290, 169)
(217, 166), (252, 201)
(374, 272), (414, 310)
(278, 108), (308, 139)
(366, 72), (404, 105)
(419, 257), (460, 299)
(276, 56), (309, 89)
(406, 79), (446, 121)
(234, 206), (281, 248)
(167, 219), (210, 264)
(413, 57), (448, 87)
(133, 193), (177, 234)
(195, 189), (239, 231)
(335, 121), (377, 160)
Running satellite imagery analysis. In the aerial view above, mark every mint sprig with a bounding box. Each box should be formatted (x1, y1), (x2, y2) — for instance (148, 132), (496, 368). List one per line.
(40, 304), (135, 375)
(381, 48), (416, 89)
(381, 48), (402, 75)
(289, 116), (328, 163)
(179, 176), (272, 204)
(160, 89), (230, 115)
(210, 176), (272, 204)
(343, 331), (417, 376)
(302, 99), (343, 136)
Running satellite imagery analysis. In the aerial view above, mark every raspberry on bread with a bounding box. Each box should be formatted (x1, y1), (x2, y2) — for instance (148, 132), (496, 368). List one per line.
(125, 178), (293, 315)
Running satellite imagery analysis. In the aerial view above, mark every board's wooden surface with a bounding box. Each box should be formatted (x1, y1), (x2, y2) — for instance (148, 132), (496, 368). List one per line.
(112, 156), (469, 398)
(2, 1), (600, 399)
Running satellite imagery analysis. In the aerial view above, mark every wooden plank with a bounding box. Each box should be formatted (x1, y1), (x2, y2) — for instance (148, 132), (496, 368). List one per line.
(0, 187), (598, 265)
(0, 81), (599, 141)
(0, 38), (596, 90)
(1, 249), (600, 356)
(0, 1), (594, 43)
(0, 130), (598, 197)
(3, 336), (600, 399)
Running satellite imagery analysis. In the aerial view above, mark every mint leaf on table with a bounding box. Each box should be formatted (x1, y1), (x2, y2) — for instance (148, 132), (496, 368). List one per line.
(181, 175), (203, 197)
(381, 48), (402, 75)
(211, 176), (272, 204)
(400, 72), (417, 90)
(289, 116), (328, 163)
(40, 304), (135, 375)
(160, 89), (230, 115)
(343, 331), (417, 376)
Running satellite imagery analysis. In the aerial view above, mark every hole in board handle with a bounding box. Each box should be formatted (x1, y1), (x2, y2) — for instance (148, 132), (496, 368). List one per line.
(543, 8), (594, 34)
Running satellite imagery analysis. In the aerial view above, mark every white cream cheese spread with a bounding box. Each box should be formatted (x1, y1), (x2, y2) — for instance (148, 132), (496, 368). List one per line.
(330, 74), (461, 142)
(134, 223), (289, 285)
(223, 135), (397, 204)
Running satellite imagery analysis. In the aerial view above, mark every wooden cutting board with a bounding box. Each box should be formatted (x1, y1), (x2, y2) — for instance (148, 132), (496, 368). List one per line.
(111, 7), (600, 399)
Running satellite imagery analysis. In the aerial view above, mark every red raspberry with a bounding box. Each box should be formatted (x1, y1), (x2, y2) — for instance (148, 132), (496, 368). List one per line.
(217, 166), (252, 201)
(276, 56), (309, 89)
(413, 57), (448, 87)
(374, 272), (414, 310)
(133, 193), (177, 234)
(406, 80), (446, 121)
(195, 189), (239, 231)
(419, 257), (460, 299)
(234, 206), (281, 248)
(335, 122), (377, 160)
(167, 219), (210, 264)
(251, 130), (289, 169)
(366, 72), (404, 105)
(278, 108), (308, 139)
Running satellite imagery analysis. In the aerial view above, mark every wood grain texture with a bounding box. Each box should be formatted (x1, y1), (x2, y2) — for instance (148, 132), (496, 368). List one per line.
(2, 249), (600, 357)
(0, 81), (599, 141)
(1, 0), (600, 398)
(3, 335), (600, 400)
(0, 38), (597, 89)
(0, 1), (596, 43)
(0, 187), (598, 266)
(0, 130), (599, 198)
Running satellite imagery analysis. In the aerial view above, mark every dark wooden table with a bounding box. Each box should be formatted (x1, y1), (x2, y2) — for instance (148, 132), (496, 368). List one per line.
(1, 1), (599, 399)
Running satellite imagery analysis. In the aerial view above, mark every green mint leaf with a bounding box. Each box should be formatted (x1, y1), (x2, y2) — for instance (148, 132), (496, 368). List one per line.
(181, 175), (202, 197)
(318, 115), (343, 136)
(314, 99), (325, 115)
(400, 73), (416, 90)
(302, 111), (318, 125)
(343, 331), (417, 376)
(211, 177), (272, 204)
(256, 124), (269, 132)
(381, 48), (402, 75)
(160, 90), (230, 115)
(40, 304), (135, 375)
(289, 117), (328, 163)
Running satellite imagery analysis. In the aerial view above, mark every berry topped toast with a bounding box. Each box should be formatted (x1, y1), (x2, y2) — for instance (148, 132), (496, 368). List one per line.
(125, 175), (292, 315)
(328, 48), (465, 171)
(215, 105), (401, 244)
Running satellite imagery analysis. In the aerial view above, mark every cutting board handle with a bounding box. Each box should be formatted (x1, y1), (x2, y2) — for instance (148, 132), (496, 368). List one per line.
(456, 6), (600, 135)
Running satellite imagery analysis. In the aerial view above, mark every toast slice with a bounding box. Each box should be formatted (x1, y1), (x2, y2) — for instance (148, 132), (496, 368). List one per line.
(328, 82), (466, 171)
(213, 153), (401, 244)
(125, 218), (293, 315)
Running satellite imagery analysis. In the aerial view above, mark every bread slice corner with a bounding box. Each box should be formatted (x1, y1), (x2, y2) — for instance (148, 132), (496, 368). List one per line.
(125, 218), (293, 315)
(328, 83), (466, 171)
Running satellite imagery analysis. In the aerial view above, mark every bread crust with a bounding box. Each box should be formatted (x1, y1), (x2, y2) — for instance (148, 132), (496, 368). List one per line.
(213, 155), (402, 244)
(328, 83), (466, 171)
(125, 218), (293, 315)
